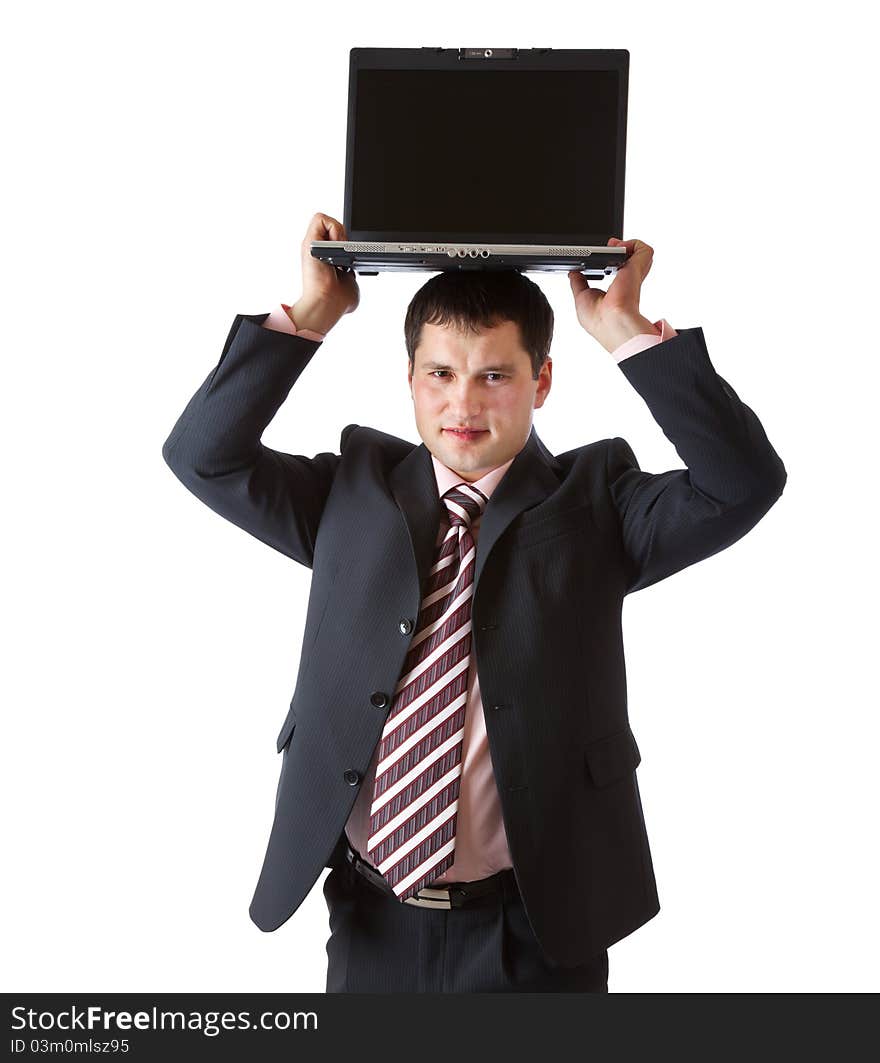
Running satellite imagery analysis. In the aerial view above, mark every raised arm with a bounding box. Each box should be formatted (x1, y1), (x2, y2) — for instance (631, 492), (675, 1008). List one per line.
(607, 329), (787, 594)
(570, 237), (786, 594)
(161, 213), (360, 568)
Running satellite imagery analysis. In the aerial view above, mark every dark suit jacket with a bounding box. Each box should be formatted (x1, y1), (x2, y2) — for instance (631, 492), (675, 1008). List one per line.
(162, 312), (786, 966)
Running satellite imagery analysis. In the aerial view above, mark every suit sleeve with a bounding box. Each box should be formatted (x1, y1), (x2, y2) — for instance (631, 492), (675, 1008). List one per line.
(606, 326), (787, 595)
(161, 312), (352, 568)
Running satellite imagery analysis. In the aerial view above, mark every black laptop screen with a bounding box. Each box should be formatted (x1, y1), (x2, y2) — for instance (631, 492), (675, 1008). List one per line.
(350, 68), (622, 241)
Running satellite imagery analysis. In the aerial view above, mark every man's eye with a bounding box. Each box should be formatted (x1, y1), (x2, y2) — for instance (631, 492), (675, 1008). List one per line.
(429, 371), (506, 381)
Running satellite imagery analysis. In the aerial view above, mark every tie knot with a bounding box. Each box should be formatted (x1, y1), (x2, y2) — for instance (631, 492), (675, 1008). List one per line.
(442, 483), (488, 529)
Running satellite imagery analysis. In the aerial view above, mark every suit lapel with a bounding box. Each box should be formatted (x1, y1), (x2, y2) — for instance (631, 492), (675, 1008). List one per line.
(387, 441), (447, 599)
(388, 424), (562, 597)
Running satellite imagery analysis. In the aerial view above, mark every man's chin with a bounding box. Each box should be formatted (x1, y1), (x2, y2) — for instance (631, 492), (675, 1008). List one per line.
(436, 440), (498, 478)
(440, 439), (488, 461)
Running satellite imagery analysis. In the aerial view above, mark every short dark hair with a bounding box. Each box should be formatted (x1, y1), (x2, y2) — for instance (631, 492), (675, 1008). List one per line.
(404, 270), (554, 380)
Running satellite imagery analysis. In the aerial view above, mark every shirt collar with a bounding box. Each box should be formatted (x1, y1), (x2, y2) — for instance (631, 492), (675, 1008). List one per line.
(430, 450), (516, 502)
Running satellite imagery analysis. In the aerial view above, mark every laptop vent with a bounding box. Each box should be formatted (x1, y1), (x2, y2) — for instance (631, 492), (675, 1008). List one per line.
(348, 242), (385, 252)
(546, 247), (590, 256)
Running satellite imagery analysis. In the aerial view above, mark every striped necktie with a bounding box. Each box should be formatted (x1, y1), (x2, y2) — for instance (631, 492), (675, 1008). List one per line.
(365, 481), (489, 901)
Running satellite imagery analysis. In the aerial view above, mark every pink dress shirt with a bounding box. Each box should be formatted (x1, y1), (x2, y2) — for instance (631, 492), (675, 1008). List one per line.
(260, 301), (677, 883)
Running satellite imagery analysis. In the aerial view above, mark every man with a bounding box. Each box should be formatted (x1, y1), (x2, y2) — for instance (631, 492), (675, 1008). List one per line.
(162, 212), (786, 993)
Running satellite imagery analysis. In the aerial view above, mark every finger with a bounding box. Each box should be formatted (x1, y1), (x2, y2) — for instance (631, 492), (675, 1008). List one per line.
(568, 270), (591, 297)
(612, 240), (654, 279)
(607, 237), (634, 266)
(569, 271), (604, 318)
(326, 215), (347, 241)
(305, 213), (327, 239)
(614, 238), (653, 258)
(306, 212), (346, 242)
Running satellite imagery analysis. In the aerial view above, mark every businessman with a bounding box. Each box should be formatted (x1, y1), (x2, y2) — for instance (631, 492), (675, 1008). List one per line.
(162, 212), (786, 993)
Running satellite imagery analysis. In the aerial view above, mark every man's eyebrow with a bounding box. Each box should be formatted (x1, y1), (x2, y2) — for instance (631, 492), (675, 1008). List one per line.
(421, 361), (518, 372)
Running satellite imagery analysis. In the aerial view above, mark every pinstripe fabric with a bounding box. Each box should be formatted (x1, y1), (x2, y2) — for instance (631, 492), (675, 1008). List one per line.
(366, 482), (489, 901)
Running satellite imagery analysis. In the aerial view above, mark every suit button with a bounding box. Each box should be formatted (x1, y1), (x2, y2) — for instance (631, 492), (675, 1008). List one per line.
(343, 769), (360, 786)
(398, 618), (413, 635)
(492, 704), (505, 711)
(370, 691), (389, 708)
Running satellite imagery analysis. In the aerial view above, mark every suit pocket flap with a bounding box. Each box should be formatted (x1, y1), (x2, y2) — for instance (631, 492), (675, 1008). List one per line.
(276, 708), (298, 753)
(584, 725), (641, 787)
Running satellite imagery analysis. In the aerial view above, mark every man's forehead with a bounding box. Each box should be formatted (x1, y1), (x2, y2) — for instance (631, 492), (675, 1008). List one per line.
(414, 319), (528, 364)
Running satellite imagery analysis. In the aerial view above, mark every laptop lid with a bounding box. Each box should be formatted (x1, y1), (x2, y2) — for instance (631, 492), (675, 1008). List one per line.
(343, 47), (629, 248)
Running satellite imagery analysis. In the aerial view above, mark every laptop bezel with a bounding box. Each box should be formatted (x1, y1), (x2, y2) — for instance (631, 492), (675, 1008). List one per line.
(343, 46), (629, 247)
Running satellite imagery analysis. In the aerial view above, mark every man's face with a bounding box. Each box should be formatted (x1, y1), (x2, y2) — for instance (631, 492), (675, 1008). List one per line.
(407, 319), (552, 483)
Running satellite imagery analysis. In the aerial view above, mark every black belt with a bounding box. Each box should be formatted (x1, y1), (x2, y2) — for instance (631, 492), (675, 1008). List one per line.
(344, 841), (511, 910)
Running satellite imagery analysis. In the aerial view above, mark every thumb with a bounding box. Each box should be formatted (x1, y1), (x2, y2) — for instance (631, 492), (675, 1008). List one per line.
(568, 270), (590, 297)
(568, 270), (602, 308)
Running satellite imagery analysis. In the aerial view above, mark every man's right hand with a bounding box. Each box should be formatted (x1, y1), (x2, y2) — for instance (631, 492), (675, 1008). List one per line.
(290, 212), (361, 334)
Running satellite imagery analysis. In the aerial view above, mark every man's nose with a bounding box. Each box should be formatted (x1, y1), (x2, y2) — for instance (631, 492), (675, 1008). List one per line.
(449, 381), (483, 411)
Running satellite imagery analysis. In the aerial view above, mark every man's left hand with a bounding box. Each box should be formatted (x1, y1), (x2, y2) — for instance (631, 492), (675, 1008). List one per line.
(568, 238), (660, 353)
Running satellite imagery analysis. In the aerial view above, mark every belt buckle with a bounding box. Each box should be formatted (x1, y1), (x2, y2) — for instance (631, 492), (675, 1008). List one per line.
(403, 886), (453, 910)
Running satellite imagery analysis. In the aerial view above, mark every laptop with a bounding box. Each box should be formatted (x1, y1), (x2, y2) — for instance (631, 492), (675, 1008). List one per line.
(311, 47), (630, 277)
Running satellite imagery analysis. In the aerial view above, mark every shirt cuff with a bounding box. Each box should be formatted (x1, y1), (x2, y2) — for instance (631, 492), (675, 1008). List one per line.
(612, 318), (677, 363)
(261, 304), (327, 342)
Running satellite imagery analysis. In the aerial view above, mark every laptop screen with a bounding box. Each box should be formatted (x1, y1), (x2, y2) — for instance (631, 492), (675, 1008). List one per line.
(347, 62), (626, 244)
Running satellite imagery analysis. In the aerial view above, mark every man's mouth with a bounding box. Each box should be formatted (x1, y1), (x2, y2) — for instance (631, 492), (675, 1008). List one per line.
(444, 428), (488, 442)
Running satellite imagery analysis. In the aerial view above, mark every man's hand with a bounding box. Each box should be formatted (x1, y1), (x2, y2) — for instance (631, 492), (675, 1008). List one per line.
(568, 238), (659, 353)
(290, 212), (361, 334)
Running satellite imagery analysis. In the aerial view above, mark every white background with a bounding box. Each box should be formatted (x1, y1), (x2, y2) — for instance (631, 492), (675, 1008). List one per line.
(4, 0), (878, 993)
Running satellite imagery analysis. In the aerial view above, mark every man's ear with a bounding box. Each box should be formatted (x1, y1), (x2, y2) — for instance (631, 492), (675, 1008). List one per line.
(534, 357), (552, 409)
